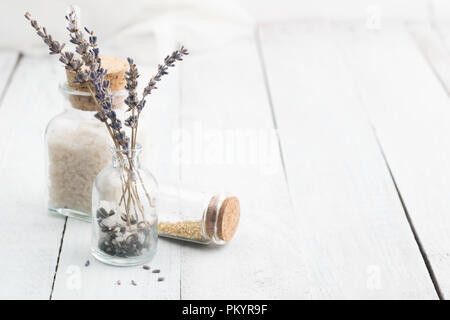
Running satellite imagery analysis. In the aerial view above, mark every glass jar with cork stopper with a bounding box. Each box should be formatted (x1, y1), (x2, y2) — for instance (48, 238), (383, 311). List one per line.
(45, 56), (128, 221)
(158, 184), (240, 244)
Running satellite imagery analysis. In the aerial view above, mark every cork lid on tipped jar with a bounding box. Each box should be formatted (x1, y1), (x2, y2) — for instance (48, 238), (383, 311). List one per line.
(205, 196), (240, 242)
(65, 55), (128, 111)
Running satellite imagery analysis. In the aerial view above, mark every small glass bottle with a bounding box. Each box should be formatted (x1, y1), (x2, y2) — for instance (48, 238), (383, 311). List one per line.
(158, 185), (240, 244)
(45, 83), (126, 220)
(91, 145), (158, 266)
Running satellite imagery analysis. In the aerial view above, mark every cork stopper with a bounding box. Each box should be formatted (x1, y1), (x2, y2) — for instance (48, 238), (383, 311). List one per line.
(217, 197), (240, 242)
(66, 55), (128, 92)
(205, 195), (240, 242)
(64, 55), (128, 111)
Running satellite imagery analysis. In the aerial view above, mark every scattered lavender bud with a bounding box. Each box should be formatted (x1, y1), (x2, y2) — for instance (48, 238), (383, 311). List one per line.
(116, 280), (121, 286)
(143, 265), (150, 270)
(85, 260), (90, 267)
(158, 277), (164, 282)
(131, 280), (137, 286)
(152, 269), (160, 273)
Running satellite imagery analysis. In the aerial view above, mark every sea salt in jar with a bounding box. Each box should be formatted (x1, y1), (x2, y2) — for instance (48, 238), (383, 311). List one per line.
(158, 185), (240, 245)
(45, 82), (126, 220)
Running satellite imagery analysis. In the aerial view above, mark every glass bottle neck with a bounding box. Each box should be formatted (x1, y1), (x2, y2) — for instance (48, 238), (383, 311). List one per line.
(60, 82), (126, 113)
(112, 151), (142, 169)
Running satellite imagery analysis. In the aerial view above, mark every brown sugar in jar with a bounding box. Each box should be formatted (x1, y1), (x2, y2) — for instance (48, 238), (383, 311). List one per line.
(158, 185), (240, 245)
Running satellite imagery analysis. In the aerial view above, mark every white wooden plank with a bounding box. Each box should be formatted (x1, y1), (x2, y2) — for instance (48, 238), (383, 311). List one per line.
(51, 63), (182, 299)
(408, 23), (450, 95)
(411, 1), (450, 60)
(51, 218), (181, 300)
(429, 1), (450, 28)
(338, 21), (450, 298)
(0, 55), (66, 299)
(0, 52), (18, 99)
(178, 38), (308, 299)
(258, 22), (437, 299)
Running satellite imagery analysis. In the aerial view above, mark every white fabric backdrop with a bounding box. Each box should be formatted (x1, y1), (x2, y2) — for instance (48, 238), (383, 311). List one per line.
(1, 0), (437, 62)
(0, 0), (254, 62)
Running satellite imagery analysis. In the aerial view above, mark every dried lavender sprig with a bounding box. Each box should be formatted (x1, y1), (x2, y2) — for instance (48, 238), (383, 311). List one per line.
(93, 71), (131, 150)
(24, 12), (84, 73)
(63, 8), (129, 151)
(139, 46), (189, 111)
(123, 47), (188, 149)
(24, 8), (147, 230)
(24, 12), (65, 55)
(66, 8), (98, 63)
(124, 59), (139, 110)
(65, 7), (99, 84)
(90, 66), (130, 150)
(124, 57), (139, 127)
(123, 58), (141, 150)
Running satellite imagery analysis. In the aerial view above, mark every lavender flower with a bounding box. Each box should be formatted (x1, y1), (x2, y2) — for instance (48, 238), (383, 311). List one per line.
(25, 12), (65, 55)
(124, 58), (140, 112)
(65, 7), (100, 75)
(58, 52), (83, 72)
(66, 7), (126, 148)
(24, 8), (187, 155)
(121, 47), (188, 151)
(24, 11), (86, 75)
(141, 46), (188, 102)
(114, 131), (130, 150)
(25, 10), (113, 136)
(124, 115), (138, 128)
(110, 119), (122, 131)
(94, 111), (107, 122)
(24, 7), (175, 234)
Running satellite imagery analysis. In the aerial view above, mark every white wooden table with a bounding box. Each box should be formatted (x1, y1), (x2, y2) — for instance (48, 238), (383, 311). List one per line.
(3, 17), (450, 299)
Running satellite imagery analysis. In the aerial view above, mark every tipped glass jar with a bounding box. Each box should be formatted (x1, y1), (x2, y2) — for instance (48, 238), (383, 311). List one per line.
(45, 83), (126, 220)
(91, 145), (158, 266)
(158, 185), (240, 245)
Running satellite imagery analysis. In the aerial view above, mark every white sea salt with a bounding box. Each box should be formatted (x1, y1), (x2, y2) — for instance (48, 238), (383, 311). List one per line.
(47, 110), (148, 216)
(47, 119), (111, 214)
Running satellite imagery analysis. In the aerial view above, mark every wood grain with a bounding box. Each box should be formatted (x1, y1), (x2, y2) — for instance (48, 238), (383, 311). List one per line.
(338, 21), (450, 298)
(2, 20), (448, 299)
(177, 37), (305, 299)
(0, 52), (18, 100)
(0, 56), (66, 299)
(408, 23), (450, 95)
(258, 21), (437, 299)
